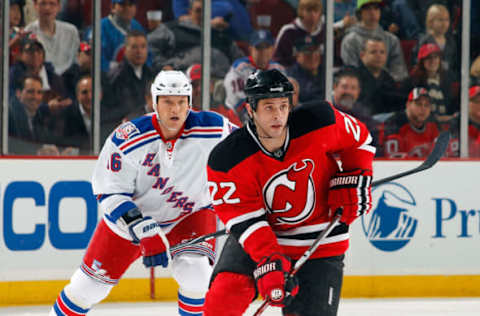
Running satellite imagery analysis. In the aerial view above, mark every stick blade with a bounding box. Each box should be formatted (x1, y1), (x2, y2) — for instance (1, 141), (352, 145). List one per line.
(420, 131), (450, 170)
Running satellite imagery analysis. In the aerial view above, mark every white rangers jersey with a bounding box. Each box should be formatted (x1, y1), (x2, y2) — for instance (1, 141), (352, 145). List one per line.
(92, 111), (234, 239)
(224, 56), (285, 109)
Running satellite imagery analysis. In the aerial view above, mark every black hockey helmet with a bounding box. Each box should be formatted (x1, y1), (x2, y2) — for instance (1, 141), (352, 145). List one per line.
(244, 69), (294, 111)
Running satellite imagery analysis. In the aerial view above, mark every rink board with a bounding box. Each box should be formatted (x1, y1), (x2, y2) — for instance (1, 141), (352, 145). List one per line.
(0, 158), (479, 305)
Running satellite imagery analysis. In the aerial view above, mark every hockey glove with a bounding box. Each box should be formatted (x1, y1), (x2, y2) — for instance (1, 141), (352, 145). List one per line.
(128, 216), (170, 268)
(253, 253), (299, 307)
(328, 169), (373, 225)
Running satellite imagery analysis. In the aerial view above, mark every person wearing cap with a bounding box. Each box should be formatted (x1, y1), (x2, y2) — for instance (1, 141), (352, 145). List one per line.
(443, 86), (480, 157)
(187, 63), (242, 126)
(9, 36), (69, 110)
(383, 87), (440, 158)
(274, 0), (324, 68)
(224, 29), (284, 121)
(412, 3), (458, 77)
(341, 0), (408, 82)
(62, 42), (95, 100)
(404, 42), (456, 120)
(98, 0), (149, 72)
(24, 0), (80, 75)
(286, 34), (325, 103)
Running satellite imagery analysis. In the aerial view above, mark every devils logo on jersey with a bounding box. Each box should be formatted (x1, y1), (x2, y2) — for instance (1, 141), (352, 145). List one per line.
(263, 159), (316, 225)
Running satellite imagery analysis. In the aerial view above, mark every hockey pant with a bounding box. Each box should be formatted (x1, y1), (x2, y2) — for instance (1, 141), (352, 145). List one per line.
(50, 209), (217, 316)
(203, 235), (345, 316)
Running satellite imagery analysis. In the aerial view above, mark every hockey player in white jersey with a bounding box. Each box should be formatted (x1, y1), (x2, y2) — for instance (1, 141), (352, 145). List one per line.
(224, 29), (285, 120)
(50, 70), (235, 316)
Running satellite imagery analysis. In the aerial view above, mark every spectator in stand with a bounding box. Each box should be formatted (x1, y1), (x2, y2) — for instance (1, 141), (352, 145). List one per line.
(341, 0), (408, 82)
(187, 64), (242, 127)
(286, 34), (325, 103)
(224, 29), (284, 115)
(444, 86), (480, 158)
(383, 87), (439, 158)
(332, 68), (381, 148)
(412, 3), (458, 77)
(390, 0), (422, 40)
(148, 0), (244, 76)
(9, 0), (29, 65)
(99, 0), (148, 72)
(471, 55), (480, 87)
(62, 75), (93, 153)
(173, 0), (252, 41)
(274, 0), (324, 68)
(10, 37), (70, 111)
(62, 42), (93, 99)
(288, 76), (300, 107)
(25, 0), (80, 75)
(146, 10), (162, 32)
(354, 36), (402, 114)
(102, 30), (154, 131)
(404, 43), (456, 122)
(9, 75), (58, 153)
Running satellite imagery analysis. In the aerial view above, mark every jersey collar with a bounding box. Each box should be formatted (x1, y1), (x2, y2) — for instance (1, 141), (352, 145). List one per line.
(151, 114), (185, 152)
(246, 121), (290, 160)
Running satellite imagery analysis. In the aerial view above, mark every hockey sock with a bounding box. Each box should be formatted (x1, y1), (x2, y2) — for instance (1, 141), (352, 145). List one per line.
(178, 291), (204, 316)
(51, 290), (90, 316)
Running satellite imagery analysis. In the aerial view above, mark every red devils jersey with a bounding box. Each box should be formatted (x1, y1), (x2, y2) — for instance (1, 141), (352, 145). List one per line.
(207, 102), (375, 262)
(444, 118), (480, 157)
(383, 112), (440, 158)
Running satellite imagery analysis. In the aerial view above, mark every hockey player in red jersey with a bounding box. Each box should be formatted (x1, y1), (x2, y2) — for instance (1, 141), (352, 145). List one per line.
(383, 87), (440, 158)
(50, 71), (235, 316)
(203, 69), (375, 316)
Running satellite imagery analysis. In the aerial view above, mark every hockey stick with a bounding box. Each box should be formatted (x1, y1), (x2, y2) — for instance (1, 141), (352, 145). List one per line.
(253, 131), (450, 315)
(169, 228), (227, 253)
(253, 208), (343, 316)
(371, 131), (450, 186)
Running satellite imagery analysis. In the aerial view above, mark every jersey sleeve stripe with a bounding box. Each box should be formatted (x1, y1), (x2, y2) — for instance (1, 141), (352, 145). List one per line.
(225, 208), (266, 230)
(238, 221), (270, 247)
(104, 200), (137, 223)
(180, 134), (222, 139)
(123, 136), (161, 154)
(97, 192), (134, 202)
(359, 133), (376, 154)
(119, 131), (158, 151)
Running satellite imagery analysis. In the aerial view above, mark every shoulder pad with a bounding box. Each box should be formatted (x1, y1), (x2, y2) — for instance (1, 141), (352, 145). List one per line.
(111, 115), (155, 148)
(208, 127), (258, 173)
(289, 101), (336, 138)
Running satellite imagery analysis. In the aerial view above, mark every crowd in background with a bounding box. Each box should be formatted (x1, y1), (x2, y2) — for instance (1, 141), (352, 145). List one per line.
(4, 0), (480, 157)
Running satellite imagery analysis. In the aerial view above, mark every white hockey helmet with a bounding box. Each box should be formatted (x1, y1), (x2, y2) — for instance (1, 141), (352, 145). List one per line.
(151, 70), (193, 109)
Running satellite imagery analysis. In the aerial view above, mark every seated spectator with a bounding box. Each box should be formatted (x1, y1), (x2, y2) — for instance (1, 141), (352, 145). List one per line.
(224, 30), (285, 113)
(99, 0), (148, 72)
(9, 75), (59, 153)
(62, 75), (93, 153)
(10, 37), (70, 110)
(274, 0), (324, 67)
(444, 86), (480, 157)
(391, 0), (422, 40)
(404, 43), (456, 121)
(355, 36), (402, 114)
(146, 10), (163, 32)
(332, 68), (381, 150)
(25, 0), (80, 75)
(341, 0), (408, 82)
(187, 64), (242, 127)
(286, 35), (325, 103)
(383, 87), (439, 158)
(173, 0), (252, 41)
(412, 3), (458, 76)
(149, 0), (244, 76)
(102, 30), (154, 128)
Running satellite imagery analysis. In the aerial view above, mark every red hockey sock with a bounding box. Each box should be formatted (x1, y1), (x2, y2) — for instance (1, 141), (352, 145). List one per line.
(203, 272), (255, 316)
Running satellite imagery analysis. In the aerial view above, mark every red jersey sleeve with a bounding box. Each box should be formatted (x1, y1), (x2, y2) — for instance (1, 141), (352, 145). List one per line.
(329, 107), (376, 171)
(207, 165), (283, 262)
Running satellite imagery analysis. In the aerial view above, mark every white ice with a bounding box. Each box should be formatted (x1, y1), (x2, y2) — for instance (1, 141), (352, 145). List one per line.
(1, 298), (479, 315)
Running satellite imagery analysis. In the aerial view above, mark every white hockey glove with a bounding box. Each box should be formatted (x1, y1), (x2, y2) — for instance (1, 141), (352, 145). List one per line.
(125, 209), (171, 268)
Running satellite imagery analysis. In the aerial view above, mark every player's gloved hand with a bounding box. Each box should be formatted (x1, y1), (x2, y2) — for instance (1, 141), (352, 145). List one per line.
(328, 169), (373, 225)
(253, 253), (299, 307)
(128, 216), (170, 268)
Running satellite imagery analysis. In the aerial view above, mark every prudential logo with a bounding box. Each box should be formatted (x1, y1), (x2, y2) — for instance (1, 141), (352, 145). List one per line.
(361, 182), (418, 252)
